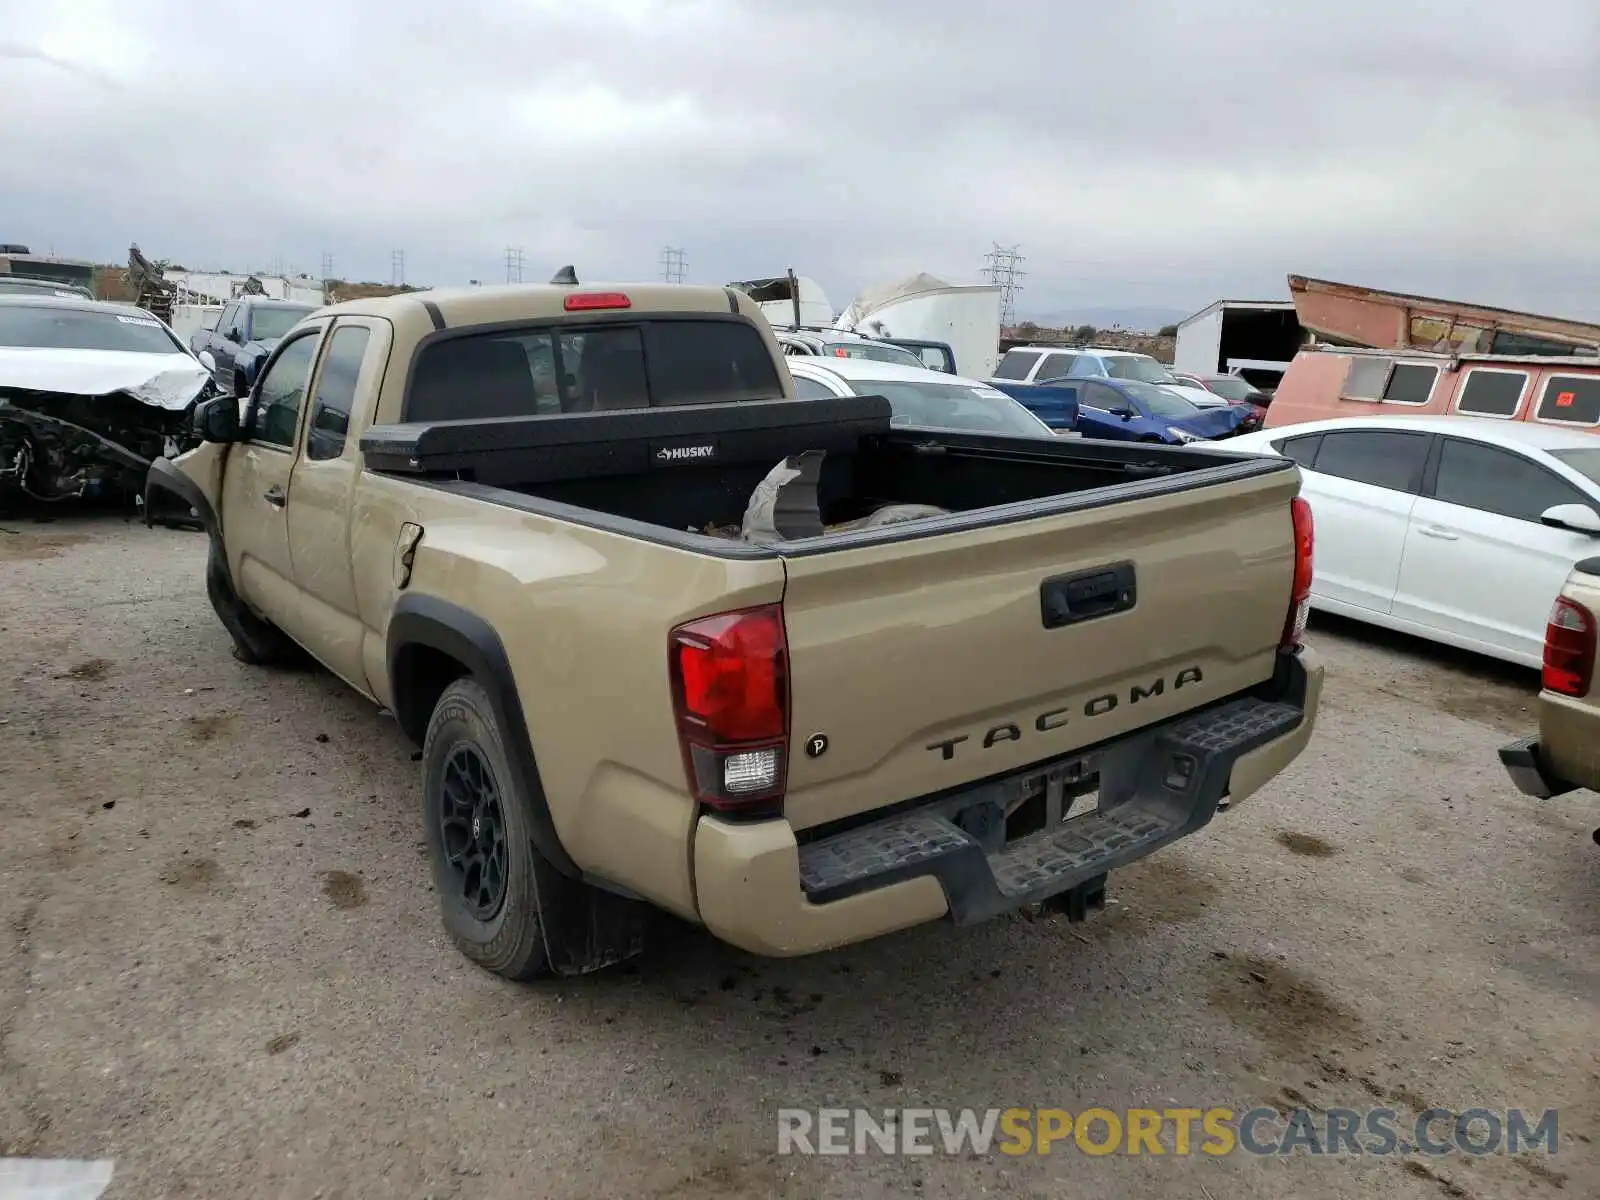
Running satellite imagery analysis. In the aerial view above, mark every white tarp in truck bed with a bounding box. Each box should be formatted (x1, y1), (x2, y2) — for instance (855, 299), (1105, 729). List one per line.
(0, 347), (211, 409)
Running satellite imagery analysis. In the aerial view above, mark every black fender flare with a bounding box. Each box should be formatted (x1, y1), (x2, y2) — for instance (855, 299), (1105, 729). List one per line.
(1577, 556), (1600, 577)
(387, 593), (580, 880)
(144, 455), (225, 556)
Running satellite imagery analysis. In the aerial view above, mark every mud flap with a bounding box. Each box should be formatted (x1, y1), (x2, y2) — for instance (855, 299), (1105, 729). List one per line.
(533, 867), (647, 977)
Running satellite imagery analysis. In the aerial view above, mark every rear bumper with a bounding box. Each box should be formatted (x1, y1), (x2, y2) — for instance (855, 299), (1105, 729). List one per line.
(1498, 735), (1577, 800)
(694, 647), (1323, 957)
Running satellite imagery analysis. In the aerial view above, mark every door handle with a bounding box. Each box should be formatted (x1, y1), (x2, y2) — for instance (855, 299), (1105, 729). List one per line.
(263, 485), (286, 508)
(1417, 525), (1458, 541)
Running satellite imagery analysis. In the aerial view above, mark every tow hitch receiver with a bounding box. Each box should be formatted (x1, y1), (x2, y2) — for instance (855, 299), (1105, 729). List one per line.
(1044, 872), (1107, 922)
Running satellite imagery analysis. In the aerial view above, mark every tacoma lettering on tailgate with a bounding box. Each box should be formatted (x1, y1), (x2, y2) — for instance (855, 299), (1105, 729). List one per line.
(925, 667), (1204, 760)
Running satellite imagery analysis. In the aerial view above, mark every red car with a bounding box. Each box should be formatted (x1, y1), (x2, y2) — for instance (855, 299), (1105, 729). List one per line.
(1172, 371), (1270, 431)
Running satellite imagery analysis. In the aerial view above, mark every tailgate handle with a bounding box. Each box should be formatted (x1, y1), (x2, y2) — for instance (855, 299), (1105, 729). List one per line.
(1041, 562), (1137, 629)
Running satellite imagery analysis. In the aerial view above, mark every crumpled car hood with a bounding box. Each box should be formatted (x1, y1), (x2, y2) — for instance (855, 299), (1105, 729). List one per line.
(0, 347), (211, 410)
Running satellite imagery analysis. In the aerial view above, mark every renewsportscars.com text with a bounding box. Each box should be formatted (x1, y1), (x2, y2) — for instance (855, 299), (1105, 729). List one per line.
(777, 1106), (1560, 1158)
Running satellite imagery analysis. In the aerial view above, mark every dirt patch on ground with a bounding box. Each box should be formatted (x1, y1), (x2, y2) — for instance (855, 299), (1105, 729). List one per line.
(187, 715), (235, 742)
(61, 658), (112, 681)
(1207, 955), (1363, 1059)
(1117, 852), (1218, 924)
(160, 857), (220, 890)
(1512, 1156), (1569, 1190)
(1275, 830), (1339, 858)
(1401, 1159), (1470, 1197)
(322, 870), (367, 910)
(0, 529), (90, 563)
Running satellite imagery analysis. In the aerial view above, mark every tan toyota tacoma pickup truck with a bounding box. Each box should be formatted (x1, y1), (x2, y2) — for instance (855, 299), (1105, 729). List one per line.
(145, 278), (1323, 980)
(1500, 560), (1600, 833)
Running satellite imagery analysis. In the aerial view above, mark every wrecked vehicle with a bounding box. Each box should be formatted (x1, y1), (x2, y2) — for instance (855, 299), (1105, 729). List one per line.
(0, 295), (210, 506)
(148, 278), (1322, 981)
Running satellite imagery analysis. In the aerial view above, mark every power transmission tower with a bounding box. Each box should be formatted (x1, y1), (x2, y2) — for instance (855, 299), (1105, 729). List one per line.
(505, 246), (524, 284)
(660, 246), (687, 284)
(981, 243), (1026, 327)
(391, 249), (406, 287)
(320, 252), (334, 281)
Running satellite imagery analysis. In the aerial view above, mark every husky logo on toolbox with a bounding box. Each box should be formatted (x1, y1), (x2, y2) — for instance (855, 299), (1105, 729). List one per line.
(653, 442), (718, 463)
(926, 667), (1205, 760)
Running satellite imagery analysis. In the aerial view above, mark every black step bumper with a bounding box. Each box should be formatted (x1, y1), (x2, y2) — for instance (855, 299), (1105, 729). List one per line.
(1498, 735), (1576, 800)
(797, 683), (1309, 926)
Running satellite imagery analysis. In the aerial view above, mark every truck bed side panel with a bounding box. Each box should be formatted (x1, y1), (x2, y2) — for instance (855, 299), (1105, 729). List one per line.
(349, 474), (788, 918)
(778, 467), (1301, 831)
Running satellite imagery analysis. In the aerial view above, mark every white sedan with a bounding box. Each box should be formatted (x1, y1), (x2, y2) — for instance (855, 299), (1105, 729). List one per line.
(785, 356), (1063, 438)
(1224, 415), (1600, 669)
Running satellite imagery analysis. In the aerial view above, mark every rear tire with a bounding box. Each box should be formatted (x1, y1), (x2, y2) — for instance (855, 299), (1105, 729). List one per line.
(205, 545), (301, 665)
(422, 678), (554, 981)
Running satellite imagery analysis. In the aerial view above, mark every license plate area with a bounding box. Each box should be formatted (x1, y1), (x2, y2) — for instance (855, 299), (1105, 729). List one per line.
(948, 754), (1100, 852)
(1006, 758), (1100, 841)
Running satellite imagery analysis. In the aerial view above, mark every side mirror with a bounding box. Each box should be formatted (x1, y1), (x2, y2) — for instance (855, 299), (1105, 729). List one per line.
(1118, 409), (1133, 421)
(1540, 503), (1600, 535)
(194, 396), (242, 443)
(225, 327), (242, 343)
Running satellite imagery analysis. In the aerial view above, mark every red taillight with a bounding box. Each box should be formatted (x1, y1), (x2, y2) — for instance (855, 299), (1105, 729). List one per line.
(833, 348), (850, 357)
(1282, 496), (1314, 650)
(563, 292), (631, 311)
(1543, 596), (1596, 697)
(669, 604), (789, 816)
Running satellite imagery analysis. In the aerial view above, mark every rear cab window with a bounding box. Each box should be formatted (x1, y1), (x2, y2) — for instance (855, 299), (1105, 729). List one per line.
(404, 317), (784, 421)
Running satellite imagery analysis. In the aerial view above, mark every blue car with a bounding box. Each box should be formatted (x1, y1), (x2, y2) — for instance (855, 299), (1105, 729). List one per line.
(982, 380), (1080, 431)
(1064, 378), (1250, 444)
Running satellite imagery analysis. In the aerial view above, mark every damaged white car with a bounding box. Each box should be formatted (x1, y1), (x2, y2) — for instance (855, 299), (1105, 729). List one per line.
(0, 295), (211, 506)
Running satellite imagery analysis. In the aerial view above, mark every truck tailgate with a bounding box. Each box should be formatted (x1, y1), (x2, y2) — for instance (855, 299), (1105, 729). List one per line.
(778, 466), (1301, 831)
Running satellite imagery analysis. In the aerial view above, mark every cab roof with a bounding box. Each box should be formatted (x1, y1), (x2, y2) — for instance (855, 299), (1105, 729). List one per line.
(317, 281), (752, 328)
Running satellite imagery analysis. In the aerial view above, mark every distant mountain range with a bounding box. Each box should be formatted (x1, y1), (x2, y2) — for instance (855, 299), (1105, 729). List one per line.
(1019, 305), (1192, 333)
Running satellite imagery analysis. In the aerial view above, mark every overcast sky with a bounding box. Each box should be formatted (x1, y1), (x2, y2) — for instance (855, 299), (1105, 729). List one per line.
(3, 0), (1597, 321)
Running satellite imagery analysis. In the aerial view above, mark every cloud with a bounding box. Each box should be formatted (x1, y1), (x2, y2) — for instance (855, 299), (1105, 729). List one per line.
(1, 0), (1596, 318)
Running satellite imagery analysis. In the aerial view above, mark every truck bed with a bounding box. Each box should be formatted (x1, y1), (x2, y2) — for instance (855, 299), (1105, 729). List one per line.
(361, 395), (1305, 834)
(359, 395), (1288, 553)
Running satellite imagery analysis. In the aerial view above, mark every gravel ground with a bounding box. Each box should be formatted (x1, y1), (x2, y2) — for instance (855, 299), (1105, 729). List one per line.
(1, 515), (1596, 1200)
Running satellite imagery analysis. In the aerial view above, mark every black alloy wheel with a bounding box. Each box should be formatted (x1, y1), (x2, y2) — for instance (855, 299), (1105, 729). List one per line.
(437, 744), (510, 920)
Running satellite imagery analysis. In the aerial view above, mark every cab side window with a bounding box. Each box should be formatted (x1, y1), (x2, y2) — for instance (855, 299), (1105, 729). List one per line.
(304, 325), (371, 461)
(251, 333), (320, 448)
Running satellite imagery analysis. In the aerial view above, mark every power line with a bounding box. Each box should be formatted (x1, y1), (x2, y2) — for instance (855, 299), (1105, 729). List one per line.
(391, 249), (406, 287)
(320, 252), (334, 281)
(982, 243), (1026, 327)
(660, 246), (687, 284)
(505, 246), (524, 284)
